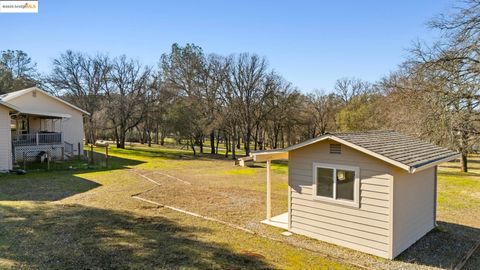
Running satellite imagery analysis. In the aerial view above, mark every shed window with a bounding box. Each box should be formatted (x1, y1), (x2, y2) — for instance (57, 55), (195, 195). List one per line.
(316, 167), (334, 198)
(313, 163), (359, 207)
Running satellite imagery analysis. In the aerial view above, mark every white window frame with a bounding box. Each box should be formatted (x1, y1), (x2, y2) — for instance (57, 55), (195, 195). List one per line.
(312, 162), (360, 207)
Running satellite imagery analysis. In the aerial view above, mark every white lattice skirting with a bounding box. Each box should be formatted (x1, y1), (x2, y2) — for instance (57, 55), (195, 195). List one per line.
(13, 145), (64, 162)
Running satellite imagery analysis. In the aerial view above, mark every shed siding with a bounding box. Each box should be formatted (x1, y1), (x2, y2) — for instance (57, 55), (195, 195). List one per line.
(288, 139), (394, 258)
(0, 106), (12, 170)
(392, 167), (436, 257)
(7, 90), (85, 155)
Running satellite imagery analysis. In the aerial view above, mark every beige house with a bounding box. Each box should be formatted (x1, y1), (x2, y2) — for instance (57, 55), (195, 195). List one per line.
(0, 87), (89, 171)
(252, 131), (459, 259)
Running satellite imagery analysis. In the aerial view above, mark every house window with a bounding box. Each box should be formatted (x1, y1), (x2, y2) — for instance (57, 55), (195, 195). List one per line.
(313, 163), (359, 207)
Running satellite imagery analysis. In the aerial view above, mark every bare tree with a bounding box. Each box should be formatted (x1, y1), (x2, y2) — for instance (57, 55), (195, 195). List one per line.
(228, 53), (270, 156)
(49, 51), (111, 143)
(202, 54), (229, 154)
(306, 90), (341, 137)
(334, 77), (370, 104)
(0, 50), (39, 93)
(400, 0), (480, 172)
(105, 55), (151, 149)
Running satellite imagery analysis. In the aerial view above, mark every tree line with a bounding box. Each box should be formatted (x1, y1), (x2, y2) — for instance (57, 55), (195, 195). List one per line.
(1, 0), (479, 171)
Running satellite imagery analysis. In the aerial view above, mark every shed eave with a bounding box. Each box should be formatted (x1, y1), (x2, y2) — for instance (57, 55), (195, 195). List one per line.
(409, 153), (461, 173)
(323, 135), (413, 172)
(251, 134), (460, 173)
(282, 135), (412, 172)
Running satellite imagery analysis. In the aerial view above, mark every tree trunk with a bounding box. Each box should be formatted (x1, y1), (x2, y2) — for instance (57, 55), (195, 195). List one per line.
(236, 134), (241, 149)
(459, 129), (469, 172)
(210, 131), (215, 154)
(215, 132), (220, 154)
(190, 138), (196, 156)
(87, 117), (96, 144)
(461, 153), (468, 172)
(224, 133), (229, 158)
(114, 127), (120, 148)
(273, 128), (278, 149)
(147, 129), (152, 147)
(119, 132), (126, 149)
(254, 123), (260, 151)
(155, 124), (159, 144)
(139, 126), (145, 144)
(261, 129), (266, 150)
(160, 133), (165, 146)
(245, 130), (251, 156)
(231, 135), (236, 160)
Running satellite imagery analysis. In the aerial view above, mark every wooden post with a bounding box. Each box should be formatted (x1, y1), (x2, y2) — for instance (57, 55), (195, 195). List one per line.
(23, 152), (26, 171)
(36, 132), (39, 145)
(78, 142), (81, 160)
(105, 145), (109, 168)
(61, 147), (65, 161)
(266, 159), (272, 220)
(434, 165), (437, 227)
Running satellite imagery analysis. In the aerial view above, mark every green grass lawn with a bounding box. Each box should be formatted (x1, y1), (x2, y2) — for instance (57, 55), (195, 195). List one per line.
(1, 145), (479, 269)
(0, 146), (349, 270)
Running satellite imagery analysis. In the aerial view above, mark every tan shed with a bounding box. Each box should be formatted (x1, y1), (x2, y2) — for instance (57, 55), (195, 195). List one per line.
(251, 131), (460, 259)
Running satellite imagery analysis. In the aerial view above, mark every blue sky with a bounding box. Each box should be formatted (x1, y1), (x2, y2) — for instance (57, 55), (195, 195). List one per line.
(1, 0), (454, 92)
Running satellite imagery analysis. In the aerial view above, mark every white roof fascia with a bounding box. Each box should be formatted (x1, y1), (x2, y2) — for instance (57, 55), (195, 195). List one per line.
(2, 87), (90, 115)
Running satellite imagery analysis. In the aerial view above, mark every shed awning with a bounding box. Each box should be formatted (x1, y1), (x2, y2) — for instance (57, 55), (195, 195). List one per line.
(251, 149), (288, 162)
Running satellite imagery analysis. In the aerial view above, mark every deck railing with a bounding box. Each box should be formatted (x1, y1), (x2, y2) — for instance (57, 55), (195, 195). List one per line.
(12, 133), (63, 146)
(64, 141), (74, 156)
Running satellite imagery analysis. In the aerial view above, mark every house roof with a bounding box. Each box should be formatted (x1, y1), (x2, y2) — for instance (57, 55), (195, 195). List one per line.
(0, 100), (20, 112)
(0, 87), (90, 115)
(252, 131), (460, 173)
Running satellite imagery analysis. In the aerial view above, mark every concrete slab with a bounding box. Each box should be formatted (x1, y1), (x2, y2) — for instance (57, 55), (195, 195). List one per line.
(261, 212), (288, 230)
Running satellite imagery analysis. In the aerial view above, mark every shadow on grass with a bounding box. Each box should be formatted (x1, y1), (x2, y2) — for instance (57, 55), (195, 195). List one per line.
(117, 146), (248, 161)
(0, 153), (145, 201)
(0, 174), (101, 201)
(0, 203), (272, 269)
(15, 150), (145, 172)
(396, 221), (480, 269)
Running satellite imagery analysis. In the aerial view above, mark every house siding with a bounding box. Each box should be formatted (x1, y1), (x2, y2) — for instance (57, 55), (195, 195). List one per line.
(6, 90), (85, 155)
(392, 167), (436, 257)
(288, 139), (394, 258)
(0, 106), (12, 170)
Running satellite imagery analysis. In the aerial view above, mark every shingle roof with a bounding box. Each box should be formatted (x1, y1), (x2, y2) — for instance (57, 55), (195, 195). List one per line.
(331, 131), (459, 170)
(253, 130), (460, 173)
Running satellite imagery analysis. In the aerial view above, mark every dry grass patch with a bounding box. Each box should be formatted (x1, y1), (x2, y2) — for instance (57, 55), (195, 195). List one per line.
(2, 144), (479, 269)
(124, 146), (480, 270)
(0, 146), (350, 270)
